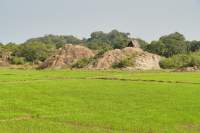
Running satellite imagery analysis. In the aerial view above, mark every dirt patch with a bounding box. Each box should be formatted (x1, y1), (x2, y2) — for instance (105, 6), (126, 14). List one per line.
(181, 124), (200, 132)
(0, 115), (32, 122)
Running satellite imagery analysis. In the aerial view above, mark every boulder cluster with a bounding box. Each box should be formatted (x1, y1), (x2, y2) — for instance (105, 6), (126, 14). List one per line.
(39, 43), (161, 70)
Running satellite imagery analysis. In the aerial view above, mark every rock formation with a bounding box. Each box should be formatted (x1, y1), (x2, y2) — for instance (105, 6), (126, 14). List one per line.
(39, 44), (160, 70)
(0, 52), (11, 66)
(93, 47), (160, 70)
(134, 52), (161, 70)
(38, 44), (95, 69)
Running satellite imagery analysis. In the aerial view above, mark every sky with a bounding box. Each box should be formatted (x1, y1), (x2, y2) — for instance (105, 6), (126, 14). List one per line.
(0, 0), (200, 43)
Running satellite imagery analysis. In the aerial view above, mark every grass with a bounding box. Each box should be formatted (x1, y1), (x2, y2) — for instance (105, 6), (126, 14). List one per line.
(0, 68), (200, 133)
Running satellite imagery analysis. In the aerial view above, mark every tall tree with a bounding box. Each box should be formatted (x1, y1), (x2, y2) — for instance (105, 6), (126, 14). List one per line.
(187, 41), (200, 52)
(25, 35), (82, 48)
(146, 32), (187, 57)
(86, 29), (130, 50)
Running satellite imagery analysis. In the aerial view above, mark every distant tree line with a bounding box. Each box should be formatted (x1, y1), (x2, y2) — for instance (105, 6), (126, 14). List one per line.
(0, 30), (200, 67)
(145, 32), (200, 57)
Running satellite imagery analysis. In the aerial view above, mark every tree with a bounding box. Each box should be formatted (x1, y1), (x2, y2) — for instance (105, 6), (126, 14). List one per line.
(146, 32), (187, 57)
(0, 43), (4, 58)
(0, 43), (19, 59)
(0, 43), (3, 47)
(25, 35), (82, 48)
(187, 41), (200, 52)
(145, 41), (166, 56)
(86, 29), (130, 50)
(86, 31), (111, 50)
(13, 42), (55, 63)
(108, 30), (130, 49)
(135, 38), (149, 50)
(3, 42), (19, 52)
(0, 43), (3, 53)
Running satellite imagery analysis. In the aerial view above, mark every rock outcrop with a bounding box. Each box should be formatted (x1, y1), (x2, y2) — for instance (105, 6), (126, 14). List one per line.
(93, 47), (160, 70)
(39, 44), (95, 69)
(93, 49), (125, 69)
(175, 66), (200, 72)
(0, 52), (11, 66)
(0, 59), (8, 66)
(39, 44), (160, 70)
(134, 52), (161, 70)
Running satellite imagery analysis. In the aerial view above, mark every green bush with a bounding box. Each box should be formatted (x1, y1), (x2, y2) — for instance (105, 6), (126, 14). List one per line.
(72, 58), (93, 68)
(13, 42), (55, 62)
(189, 55), (200, 66)
(112, 56), (134, 68)
(160, 51), (200, 69)
(10, 57), (25, 65)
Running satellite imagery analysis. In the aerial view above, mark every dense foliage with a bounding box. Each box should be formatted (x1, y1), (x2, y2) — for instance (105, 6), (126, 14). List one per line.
(72, 57), (93, 68)
(112, 55), (135, 68)
(10, 57), (25, 65)
(86, 30), (130, 50)
(187, 41), (200, 52)
(12, 42), (55, 63)
(0, 30), (200, 67)
(26, 35), (82, 49)
(145, 32), (188, 57)
(160, 51), (200, 69)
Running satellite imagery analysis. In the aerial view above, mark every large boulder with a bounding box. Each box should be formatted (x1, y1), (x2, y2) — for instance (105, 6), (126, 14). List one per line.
(134, 52), (160, 70)
(93, 47), (160, 70)
(0, 59), (8, 66)
(0, 52), (11, 66)
(93, 49), (125, 69)
(39, 44), (95, 69)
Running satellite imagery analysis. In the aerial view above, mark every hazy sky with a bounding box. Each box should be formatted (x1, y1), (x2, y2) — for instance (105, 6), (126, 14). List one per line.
(0, 0), (200, 43)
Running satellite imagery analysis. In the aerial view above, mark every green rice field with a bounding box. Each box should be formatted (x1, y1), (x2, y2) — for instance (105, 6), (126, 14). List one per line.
(0, 68), (200, 133)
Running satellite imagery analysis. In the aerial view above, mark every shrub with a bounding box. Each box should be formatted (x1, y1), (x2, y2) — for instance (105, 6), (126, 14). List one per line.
(112, 56), (134, 68)
(93, 49), (107, 60)
(10, 57), (25, 65)
(189, 55), (200, 66)
(72, 58), (93, 68)
(160, 51), (200, 69)
(13, 42), (55, 62)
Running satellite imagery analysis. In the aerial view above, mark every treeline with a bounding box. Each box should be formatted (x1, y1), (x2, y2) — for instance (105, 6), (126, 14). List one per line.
(0, 30), (200, 68)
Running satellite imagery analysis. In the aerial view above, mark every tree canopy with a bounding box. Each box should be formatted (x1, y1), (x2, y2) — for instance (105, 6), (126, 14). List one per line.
(187, 41), (200, 52)
(146, 32), (188, 57)
(86, 30), (130, 50)
(25, 35), (82, 49)
(13, 42), (55, 63)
